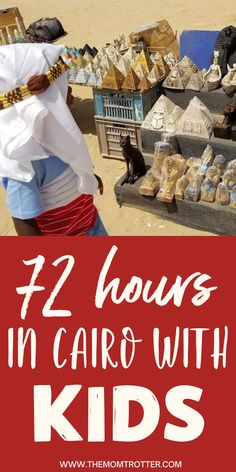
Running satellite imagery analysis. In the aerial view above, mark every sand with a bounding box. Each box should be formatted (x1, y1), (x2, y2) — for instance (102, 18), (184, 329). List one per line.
(1, 0), (233, 236)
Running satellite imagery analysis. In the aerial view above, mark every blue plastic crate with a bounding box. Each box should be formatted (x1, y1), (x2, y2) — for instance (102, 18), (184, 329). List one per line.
(180, 30), (219, 70)
(93, 85), (160, 122)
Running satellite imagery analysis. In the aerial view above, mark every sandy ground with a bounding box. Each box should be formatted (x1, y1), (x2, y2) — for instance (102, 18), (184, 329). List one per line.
(1, 0), (234, 236)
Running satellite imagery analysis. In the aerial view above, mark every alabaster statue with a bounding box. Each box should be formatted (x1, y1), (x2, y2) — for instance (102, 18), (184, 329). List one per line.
(200, 177), (216, 202)
(175, 175), (190, 200)
(184, 174), (204, 202)
(203, 50), (222, 91)
(230, 185), (236, 209)
(222, 63), (236, 95)
(139, 141), (172, 196)
(157, 154), (187, 202)
(213, 155), (226, 175)
(222, 169), (236, 191)
(205, 165), (221, 186)
(215, 182), (230, 205)
(198, 145), (214, 176)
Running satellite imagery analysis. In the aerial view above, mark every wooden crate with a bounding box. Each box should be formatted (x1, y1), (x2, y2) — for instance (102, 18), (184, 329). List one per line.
(95, 116), (142, 159)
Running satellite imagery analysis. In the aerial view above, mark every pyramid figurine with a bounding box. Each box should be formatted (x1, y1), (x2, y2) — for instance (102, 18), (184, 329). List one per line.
(122, 68), (140, 91)
(102, 64), (125, 90)
(148, 64), (162, 84)
(176, 97), (215, 139)
(153, 54), (170, 76)
(124, 47), (138, 63)
(133, 62), (147, 80)
(132, 49), (152, 74)
(83, 51), (94, 64)
(87, 72), (100, 86)
(117, 56), (131, 76)
(186, 71), (204, 91)
(141, 95), (176, 131)
(138, 75), (152, 91)
(75, 68), (89, 85)
(74, 55), (87, 68)
(163, 66), (189, 90)
(178, 56), (198, 77)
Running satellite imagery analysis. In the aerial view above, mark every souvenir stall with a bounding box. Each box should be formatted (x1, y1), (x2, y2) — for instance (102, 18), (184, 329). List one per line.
(110, 24), (236, 235)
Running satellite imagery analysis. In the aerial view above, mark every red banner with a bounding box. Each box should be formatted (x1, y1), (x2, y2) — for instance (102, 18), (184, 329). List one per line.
(0, 237), (235, 472)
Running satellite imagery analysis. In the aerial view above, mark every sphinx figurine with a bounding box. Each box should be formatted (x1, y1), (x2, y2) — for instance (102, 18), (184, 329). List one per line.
(203, 50), (222, 91)
(157, 154), (187, 202)
(200, 177), (216, 202)
(175, 175), (189, 200)
(186, 157), (202, 180)
(139, 141), (172, 196)
(215, 183), (230, 205)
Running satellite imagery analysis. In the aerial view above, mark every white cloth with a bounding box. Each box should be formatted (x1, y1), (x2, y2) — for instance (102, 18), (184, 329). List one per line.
(0, 43), (98, 194)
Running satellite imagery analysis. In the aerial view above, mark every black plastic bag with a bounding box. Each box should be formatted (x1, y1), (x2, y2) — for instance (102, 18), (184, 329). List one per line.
(27, 17), (66, 43)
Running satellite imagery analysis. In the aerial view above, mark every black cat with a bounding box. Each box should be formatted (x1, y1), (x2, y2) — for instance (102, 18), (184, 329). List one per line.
(120, 135), (146, 184)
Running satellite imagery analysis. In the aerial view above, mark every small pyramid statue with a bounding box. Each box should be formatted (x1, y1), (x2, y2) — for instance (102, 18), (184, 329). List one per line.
(75, 68), (89, 85)
(148, 64), (162, 84)
(134, 49), (152, 73)
(163, 66), (189, 90)
(87, 72), (100, 86)
(83, 51), (94, 64)
(177, 97), (215, 139)
(186, 71), (204, 91)
(74, 55), (87, 68)
(178, 56), (198, 77)
(85, 62), (94, 74)
(102, 64), (125, 90)
(133, 62), (147, 80)
(124, 46), (138, 64)
(138, 75), (152, 91)
(117, 56), (130, 76)
(122, 68), (140, 91)
(153, 54), (170, 76)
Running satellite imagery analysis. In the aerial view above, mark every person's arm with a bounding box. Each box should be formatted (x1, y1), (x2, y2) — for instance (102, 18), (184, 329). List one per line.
(94, 174), (104, 195)
(12, 217), (42, 236)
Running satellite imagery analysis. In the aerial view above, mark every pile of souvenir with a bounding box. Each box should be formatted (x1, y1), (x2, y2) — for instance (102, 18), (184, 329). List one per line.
(141, 94), (215, 138)
(62, 37), (176, 90)
(139, 137), (236, 209)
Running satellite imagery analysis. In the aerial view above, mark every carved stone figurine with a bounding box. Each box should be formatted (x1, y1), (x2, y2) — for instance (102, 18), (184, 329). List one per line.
(184, 174), (204, 202)
(175, 175), (189, 200)
(203, 50), (222, 91)
(215, 183), (230, 205)
(230, 185), (236, 209)
(200, 177), (216, 202)
(198, 145), (214, 176)
(120, 135), (146, 184)
(139, 141), (172, 196)
(157, 154), (187, 202)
